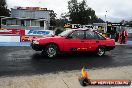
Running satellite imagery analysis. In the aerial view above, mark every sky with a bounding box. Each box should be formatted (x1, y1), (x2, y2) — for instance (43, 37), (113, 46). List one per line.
(6, 0), (132, 22)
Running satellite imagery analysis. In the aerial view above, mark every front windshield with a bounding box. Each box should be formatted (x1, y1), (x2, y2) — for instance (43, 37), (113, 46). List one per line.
(58, 29), (73, 37)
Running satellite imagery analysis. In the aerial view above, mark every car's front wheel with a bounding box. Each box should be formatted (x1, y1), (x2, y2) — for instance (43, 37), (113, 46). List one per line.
(96, 46), (105, 56)
(42, 44), (58, 58)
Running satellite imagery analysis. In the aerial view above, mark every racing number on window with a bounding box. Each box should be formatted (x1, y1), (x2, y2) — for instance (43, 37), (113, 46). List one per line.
(86, 31), (105, 40)
(86, 31), (98, 40)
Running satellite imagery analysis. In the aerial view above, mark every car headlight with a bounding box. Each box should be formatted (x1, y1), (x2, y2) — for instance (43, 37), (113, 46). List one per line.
(33, 40), (39, 44)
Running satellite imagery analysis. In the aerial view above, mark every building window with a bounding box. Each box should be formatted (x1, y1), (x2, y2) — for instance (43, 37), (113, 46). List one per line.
(2, 19), (6, 25)
(21, 20), (24, 26)
(40, 21), (44, 27)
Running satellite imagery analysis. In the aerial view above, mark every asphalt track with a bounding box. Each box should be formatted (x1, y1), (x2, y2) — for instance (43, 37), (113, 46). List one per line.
(0, 45), (132, 76)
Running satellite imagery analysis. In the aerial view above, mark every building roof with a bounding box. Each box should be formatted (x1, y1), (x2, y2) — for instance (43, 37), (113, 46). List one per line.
(1, 16), (46, 21)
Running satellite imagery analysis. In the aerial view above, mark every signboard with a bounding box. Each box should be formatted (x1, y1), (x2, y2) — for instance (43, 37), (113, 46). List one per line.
(72, 24), (93, 29)
(0, 29), (25, 35)
(25, 30), (54, 36)
(83, 25), (93, 29)
(16, 6), (47, 11)
(72, 24), (83, 28)
(21, 36), (30, 42)
(21, 35), (48, 42)
(17, 29), (25, 35)
(112, 23), (122, 26)
(0, 29), (16, 34)
(0, 28), (7, 30)
(107, 23), (112, 26)
(107, 23), (122, 26)
(97, 26), (104, 30)
(64, 23), (72, 28)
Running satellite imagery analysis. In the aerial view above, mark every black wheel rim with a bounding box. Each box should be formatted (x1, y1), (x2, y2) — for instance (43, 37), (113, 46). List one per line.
(97, 48), (104, 56)
(46, 45), (57, 58)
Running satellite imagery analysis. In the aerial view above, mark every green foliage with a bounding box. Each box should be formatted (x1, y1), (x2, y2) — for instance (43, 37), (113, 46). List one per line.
(125, 21), (132, 27)
(50, 0), (104, 28)
(55, 28), (63, 35)
(0, 0), (10, 16)
(67, 0), (104, 24)
(56, 18), (68, 27)
(49, 10), (57, 26)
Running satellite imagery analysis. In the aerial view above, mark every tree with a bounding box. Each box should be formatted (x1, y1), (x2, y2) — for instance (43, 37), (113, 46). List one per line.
(0, 0), (10, 16)
(124, 21), (132, 27)
(67, 0), (104, 24)
(49, 10), (57, 27)
(68, 0), (79, 24)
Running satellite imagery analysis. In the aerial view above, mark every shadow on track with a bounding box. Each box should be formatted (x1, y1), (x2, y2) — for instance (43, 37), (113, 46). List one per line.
(30, 52), (114, 75)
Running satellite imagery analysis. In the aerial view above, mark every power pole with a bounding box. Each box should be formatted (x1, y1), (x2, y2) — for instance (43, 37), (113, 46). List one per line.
(105, 11), (107, 22)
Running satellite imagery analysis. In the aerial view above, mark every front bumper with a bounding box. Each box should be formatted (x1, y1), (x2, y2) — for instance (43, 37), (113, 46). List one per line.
(105, 46), (115, 51)
(31, 43), (44, 51)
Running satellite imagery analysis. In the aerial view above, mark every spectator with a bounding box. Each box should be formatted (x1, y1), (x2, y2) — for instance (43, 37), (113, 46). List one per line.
(120, 30), (128, 44)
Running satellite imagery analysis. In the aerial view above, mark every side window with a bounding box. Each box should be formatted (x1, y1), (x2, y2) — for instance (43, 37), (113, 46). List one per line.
(97, 33), (106, 40)
(86, 31), (98, 40)
(68, 31), (84, 39)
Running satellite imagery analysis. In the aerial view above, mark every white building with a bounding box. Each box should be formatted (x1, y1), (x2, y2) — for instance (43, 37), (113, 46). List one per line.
(1, 7), (50, 30)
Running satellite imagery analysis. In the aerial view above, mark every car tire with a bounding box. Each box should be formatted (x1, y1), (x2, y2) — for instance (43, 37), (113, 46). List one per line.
(42, 44), (58, 58)
(96, 46), (105, 56)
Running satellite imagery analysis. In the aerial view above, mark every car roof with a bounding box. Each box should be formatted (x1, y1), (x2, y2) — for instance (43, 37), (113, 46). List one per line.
(71, 28), (92, 31)
(70, 28), (94, 31)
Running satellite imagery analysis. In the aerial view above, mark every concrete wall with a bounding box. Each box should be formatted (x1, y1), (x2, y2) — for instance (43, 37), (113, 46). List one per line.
(0, 36), (20, 42)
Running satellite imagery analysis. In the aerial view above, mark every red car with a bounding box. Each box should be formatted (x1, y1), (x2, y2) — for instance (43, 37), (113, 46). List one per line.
(31, 29), (115, 58)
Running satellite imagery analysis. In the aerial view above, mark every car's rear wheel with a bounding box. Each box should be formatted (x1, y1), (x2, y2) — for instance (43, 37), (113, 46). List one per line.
(42, 44), (58, 58)
(96, 46), (105, 56)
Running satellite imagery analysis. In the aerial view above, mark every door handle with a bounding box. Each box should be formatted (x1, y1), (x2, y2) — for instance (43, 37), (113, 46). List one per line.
(96, 41), (99, 43)
(81, 41), (84, 42)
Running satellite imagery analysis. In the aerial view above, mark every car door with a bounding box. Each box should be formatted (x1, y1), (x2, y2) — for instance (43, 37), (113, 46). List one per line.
(63, 30), (85, 51)
(84, 31), (100, 51)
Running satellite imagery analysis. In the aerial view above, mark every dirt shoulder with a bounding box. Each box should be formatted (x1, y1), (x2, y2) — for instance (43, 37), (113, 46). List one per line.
(0, 66), (132, 88)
